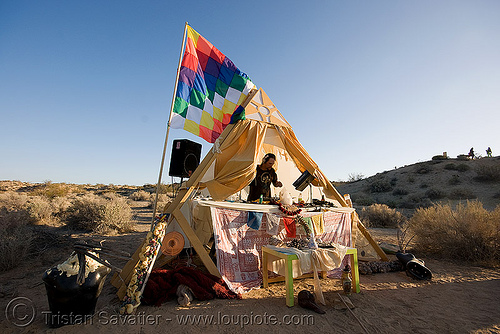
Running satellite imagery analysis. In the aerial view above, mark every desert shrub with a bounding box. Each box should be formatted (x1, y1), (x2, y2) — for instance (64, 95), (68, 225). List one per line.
(425, 188), (446, 200)
(50, 196), (74, 218)
(0, 192), (35, 271)
(0, 222), (33, 272)
(390, 177), (397, 186)
(101, 197), (134, 232)
(30, 181), (73, 198)
(392, 188), (409, 196)
(408, 201), (500, 265)
(355, 198), (374, 206)
(148, 193), (173, 211)
(0, 191), (30, 210)
(456, 164), (470, 172)
(404, 194), (433, 209)
(26, 196), (54, 223)
(416, 165), (432, 174)
(407, 176), (415, 183)
(66, 194), (103, 230)
(129, 190), (151, 201)
(66, 194), (133, 233)
(369, 179), (392, 193)
(158, 183), (175, 194)
(448, 188), (476, 200)
(448, 175), (461, 185)
(359, 204), (405, 228)
(0, 192), (31, 225)
(457, 154), (469, 161)
(494, 192), (500, 199)
(474, 163), (500, 182)
(432, 155), (448, 161)
(444, 163), (457, 170)
(419, 183), (428, 188)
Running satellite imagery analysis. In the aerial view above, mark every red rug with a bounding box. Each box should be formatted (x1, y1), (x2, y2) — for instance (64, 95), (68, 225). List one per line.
(142, 266), (241, 306)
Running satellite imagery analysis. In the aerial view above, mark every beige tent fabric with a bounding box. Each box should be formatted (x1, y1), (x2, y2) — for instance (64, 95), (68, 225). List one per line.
(204, 119), (347, 206)
(204, 120), (266, 201)
(274, 125), (347, 206)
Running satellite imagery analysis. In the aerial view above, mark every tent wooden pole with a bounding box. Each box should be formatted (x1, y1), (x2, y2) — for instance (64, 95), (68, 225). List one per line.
(356, 216), (389, 261)
(111, 239), (146, 288)
(344, 194), (388, 261)
(111, 214), (174, 289)
(172, 208), (220, 276)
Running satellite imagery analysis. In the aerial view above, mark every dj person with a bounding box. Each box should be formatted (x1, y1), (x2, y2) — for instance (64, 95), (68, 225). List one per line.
(247, 153), (283, 202)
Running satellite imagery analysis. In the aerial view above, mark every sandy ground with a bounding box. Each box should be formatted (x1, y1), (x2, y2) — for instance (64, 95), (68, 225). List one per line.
(1, 201), (499, 334)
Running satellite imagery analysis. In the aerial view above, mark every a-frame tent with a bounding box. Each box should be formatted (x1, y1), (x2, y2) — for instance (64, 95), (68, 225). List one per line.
(112, 88), (387, 314)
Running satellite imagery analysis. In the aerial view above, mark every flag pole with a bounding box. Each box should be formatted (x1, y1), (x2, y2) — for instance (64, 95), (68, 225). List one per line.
(151, 21), (189, 226)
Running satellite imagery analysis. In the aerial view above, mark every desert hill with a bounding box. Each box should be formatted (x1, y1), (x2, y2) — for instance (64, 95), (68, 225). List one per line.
(2, 156), (499, 213)
(334, 156), (500, 212)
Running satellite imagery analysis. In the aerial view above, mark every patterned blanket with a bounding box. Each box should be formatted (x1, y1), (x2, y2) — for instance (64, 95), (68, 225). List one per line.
(210, 208), (352, 294)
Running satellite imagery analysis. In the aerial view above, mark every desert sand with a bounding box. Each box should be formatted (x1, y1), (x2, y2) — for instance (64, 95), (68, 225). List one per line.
(1, 200), (499, 334)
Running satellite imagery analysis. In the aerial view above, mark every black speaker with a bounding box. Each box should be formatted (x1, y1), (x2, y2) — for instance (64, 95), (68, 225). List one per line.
(168, 139), (202, 178)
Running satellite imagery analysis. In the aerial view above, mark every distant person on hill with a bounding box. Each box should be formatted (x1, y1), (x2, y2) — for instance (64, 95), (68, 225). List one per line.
(468, 147), (475, 159)
(486, 147), (492, 157)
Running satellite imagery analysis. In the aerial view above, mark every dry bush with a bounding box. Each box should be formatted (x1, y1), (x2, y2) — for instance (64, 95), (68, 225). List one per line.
(359, 203), (405, 228)
(50, 196), (74, 217)
(66, 194), (103, 230)
(432, 155), (448, 161)
(148, 193), (173, 211)
(425, 188), (446, 200)
(30, 181), (73, 198)
(101, 196), (134, 232)
(0, 191), (30, 210)
(448, 188), (476, 200)
(392, 188), (409, 196)
(0, 191), (72, 225)
(448, 175), (461, 185)
(101, 191), (122, 200)
(444, 163), (456, 170)
(26, 196), (54, 223)
(129, 190), (151, 201)
(66, 193), (133, 233)
(474, 162), (500, 182)
(400, 194), (433, 209)
(0, 191), (31, 225)
(0, 192), (35, 271)
(445, 163), (470, 172)
(158, 183), (175, 194)
(415, 165), (432, 174)
(368, 179), (392, 193)
(0, 223), (33, 272)
(408, 201), (500, 265)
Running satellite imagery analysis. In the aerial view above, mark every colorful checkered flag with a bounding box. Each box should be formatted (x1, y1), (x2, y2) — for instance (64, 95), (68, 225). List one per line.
(170, 25), (256, 143)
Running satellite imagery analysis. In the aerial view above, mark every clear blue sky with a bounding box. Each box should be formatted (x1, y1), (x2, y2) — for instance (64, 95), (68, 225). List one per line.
(1, 1), (499, 185)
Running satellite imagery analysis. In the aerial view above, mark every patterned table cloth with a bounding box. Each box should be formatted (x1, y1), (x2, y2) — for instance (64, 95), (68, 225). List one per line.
(210, 207), (352, 294)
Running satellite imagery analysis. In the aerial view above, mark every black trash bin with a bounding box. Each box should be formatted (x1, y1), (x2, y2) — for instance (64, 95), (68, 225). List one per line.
(42, 253), (111, 327)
